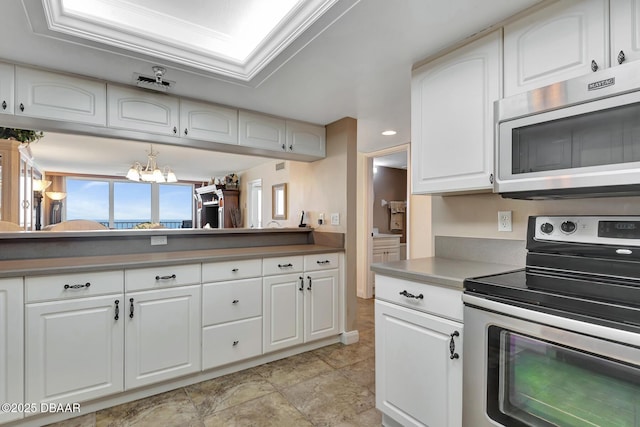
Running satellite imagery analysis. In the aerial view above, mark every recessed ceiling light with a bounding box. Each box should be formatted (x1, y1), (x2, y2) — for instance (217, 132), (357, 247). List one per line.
(382, 130), (397, 136)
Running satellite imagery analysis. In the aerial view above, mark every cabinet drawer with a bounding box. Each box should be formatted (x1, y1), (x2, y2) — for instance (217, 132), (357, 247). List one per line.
(304, 253), (340, 272)
(202, 317), (262, 370)
(373, 237), (401, 249)
(375, 275), (463, 322)
(26, 270), (123, 302)
(202, 259), (262, 283)
(262, 256), (303, 276)
(125, 264), (200, 292)
(202, 278), (262, 326)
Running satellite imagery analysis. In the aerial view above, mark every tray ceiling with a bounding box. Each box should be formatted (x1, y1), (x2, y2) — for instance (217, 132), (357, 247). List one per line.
(31, 0), (346, 83)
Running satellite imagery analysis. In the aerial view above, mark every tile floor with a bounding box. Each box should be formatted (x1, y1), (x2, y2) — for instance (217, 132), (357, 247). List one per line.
(46, 298), (380, 427)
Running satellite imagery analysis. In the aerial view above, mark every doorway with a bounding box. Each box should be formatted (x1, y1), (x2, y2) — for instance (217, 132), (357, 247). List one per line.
(247, 179), (262, 228)
(358, 144), (409, 298)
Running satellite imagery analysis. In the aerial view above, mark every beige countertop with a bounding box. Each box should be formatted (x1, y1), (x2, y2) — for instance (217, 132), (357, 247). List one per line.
(0, 244), (342, 277)
(370, 256), (522, 290)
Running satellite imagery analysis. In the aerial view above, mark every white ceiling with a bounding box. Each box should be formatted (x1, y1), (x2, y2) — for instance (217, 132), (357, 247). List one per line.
(4, 0), (543, 181)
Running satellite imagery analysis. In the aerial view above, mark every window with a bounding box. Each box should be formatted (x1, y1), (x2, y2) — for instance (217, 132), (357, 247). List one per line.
(65, 177), (193, 229)
(66, 179), (109, 223)
(114, 181), (151, 229)
(159, 184), (193, 228)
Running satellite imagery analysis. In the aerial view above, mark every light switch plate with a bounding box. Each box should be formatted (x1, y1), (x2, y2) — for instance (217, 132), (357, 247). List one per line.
(330, 213), (340, 225)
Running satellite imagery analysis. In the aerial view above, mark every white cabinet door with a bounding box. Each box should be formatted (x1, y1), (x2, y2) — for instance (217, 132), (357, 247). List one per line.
(610, 0), (640, 66)
(15, 66), (107, 125)
(504, 0), (608, 96)
(263, 273), (304, 353)
(125, 285), (201, 389)
(411, 30), (501, 194)
(25, 294), (124, 405)
(107, 85), (179, 136)
(0, 278), (23, 423)
(376, 300), (463, 427)
(0, 62), (14, 116)
(304, 269), (339, 342)
(179, 99), (238, 144)
(238, 110), (286, 152)
(285, 120), (326, 158)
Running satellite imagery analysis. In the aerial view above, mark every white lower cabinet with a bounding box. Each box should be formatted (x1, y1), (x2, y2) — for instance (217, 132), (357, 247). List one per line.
(25, 268), (201, 407)
(202, 276), (263, 370)
(0, 278), (24, 424)
(263, 254), (340, 353)
(19, 253), (342, 424)
(375, 276), (463, 427)
(25, 294), (124, 405)
(376, 300), (463, 427)
(125, 285), (201, 388)
(304, 269), (340, 342)
(263, 273), (304, 353)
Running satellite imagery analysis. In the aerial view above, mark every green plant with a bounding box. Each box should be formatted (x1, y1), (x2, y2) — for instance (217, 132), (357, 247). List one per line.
(0, 127), (43, 143)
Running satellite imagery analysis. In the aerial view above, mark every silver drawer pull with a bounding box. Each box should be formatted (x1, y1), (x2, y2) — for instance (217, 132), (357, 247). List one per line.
(64, 282), (91, 290)
(399, 290), (423, 300)
(155, 274), (176, 280)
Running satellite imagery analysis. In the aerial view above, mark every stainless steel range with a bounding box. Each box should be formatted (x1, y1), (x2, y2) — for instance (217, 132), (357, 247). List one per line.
(463, 216), (640, 427)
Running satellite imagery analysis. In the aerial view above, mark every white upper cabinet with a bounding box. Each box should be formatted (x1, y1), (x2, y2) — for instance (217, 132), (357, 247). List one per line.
(15, 66), (107, 125)
(285, 120), (326, 158)
(503, 0), (608, 96)
(411, 30), (501, 194)
(179, 99), (238, 144)
(0, 63), (14, 115)
(610, 0), (640, 66)
(238, 110), (287, 152)
(107, 85), (179, 136)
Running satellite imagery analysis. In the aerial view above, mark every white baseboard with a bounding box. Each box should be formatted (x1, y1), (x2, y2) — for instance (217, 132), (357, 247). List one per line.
(340, 330), (359, 345)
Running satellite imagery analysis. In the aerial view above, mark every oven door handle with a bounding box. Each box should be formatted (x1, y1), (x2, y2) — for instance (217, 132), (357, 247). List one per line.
(449, 331), (460, 360)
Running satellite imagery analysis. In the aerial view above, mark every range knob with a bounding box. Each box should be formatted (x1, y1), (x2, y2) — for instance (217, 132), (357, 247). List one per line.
(540, 222), (554, 234)
(561, 221), (577, 234)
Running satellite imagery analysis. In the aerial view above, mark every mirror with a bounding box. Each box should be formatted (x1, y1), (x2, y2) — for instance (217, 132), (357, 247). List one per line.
(272, 183), (287, 220)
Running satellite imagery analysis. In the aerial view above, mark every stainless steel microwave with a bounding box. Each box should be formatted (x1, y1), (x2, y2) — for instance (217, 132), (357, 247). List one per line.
(495, 60), (640, 199)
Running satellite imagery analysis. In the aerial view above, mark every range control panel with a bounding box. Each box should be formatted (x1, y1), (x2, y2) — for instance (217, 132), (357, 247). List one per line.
(534, 216), (640, 247)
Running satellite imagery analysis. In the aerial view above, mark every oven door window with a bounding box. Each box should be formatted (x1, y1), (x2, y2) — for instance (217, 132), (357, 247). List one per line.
(487, 326), (640, 427)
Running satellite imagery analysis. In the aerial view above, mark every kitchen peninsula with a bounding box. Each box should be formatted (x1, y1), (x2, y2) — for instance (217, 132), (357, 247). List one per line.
(0, 227), (347, 426)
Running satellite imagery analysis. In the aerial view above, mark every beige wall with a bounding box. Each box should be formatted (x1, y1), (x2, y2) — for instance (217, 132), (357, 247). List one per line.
(238, 153), (349, 233)
(239, 117), (358, 332)
(408, 194), (432, 258)
(373, 166), (406, 241)
(431, 192), (640, 241)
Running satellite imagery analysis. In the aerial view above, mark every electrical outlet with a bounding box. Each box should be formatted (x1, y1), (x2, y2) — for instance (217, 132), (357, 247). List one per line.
(150, 235), (167, 245)
(330, 213), (340, 225)
(318, 213), (325, 225)
(498, 211), (512, 232)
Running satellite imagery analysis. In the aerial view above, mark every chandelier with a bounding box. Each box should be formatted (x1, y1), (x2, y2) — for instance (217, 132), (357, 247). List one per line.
(126, 145), (177, 183)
